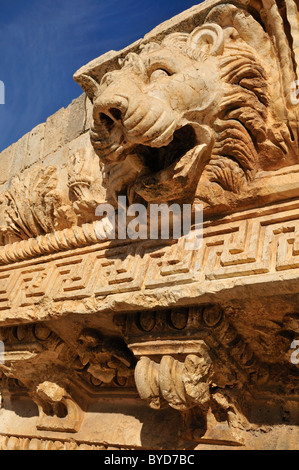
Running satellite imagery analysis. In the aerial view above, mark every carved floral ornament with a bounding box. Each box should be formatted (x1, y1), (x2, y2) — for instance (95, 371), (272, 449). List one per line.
(0, 148), (106, 245)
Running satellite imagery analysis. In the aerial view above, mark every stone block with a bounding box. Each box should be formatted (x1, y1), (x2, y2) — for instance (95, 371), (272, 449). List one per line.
(43, 107), (65, 157)
(62, 94), (86, 144)
(0, 146), (13, 185)
(67, 131), (92, 159)
(9, 133), (29, 178)
(25, 123), (45, 168)
(41, 144), (68, 168)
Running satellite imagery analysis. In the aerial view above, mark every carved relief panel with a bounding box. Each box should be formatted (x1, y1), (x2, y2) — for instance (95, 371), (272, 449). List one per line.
(0, 0), (298, 450)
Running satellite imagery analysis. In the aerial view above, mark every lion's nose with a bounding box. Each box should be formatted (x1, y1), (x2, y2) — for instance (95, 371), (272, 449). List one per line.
(93, 95), (129, 130)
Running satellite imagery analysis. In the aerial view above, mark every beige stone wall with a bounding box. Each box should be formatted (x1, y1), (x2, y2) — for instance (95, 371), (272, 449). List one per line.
(0, 94), (93, 192)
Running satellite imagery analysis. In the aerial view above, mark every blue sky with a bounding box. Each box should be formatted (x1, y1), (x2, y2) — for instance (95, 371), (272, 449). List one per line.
(0, 0), (201, 152)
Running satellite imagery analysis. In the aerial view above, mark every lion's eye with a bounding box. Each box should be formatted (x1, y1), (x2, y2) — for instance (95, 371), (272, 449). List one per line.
(149, 68), (171, 82)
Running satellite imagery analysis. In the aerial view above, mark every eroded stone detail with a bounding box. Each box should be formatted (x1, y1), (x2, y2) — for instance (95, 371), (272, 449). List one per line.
(0, 0), (298, 451)
(114, 305), (298, 445)
(76, 4), (298, 212)
(35, 381), (84, 433)
(135, 347), (212, 412)
(120, 306), (273, 398)
(0, 434), (130, 450)
(0, 147), (105, 244)
(0, 324), (135, 433)
(76, 328), (135, 385)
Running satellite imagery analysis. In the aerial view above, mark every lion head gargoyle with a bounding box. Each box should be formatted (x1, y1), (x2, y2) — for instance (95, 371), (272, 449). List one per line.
(74, 4), (298, 210)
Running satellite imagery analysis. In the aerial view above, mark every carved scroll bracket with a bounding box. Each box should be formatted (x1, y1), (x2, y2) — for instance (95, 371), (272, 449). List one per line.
(119, 306), (274, 446)
(133, 340), (212, 412)
(34, 381), (84, 433)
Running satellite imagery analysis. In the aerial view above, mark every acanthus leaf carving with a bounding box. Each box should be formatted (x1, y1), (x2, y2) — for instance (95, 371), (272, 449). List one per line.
(76, 328), (135, 385)
(0, 147), (106, 245)
(0, 166), (76, 244)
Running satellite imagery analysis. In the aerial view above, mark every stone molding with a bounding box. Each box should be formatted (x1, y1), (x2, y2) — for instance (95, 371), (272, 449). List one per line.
(1, 199), (299, 321)
(0, 0), (298, 450)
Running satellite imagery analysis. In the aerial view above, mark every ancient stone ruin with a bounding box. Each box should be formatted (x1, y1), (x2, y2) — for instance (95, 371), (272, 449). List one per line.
(0, 0), (298, 450)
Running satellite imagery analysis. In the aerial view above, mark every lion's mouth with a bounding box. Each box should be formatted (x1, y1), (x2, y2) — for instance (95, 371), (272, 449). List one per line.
(92, 117), (210, 202)
(130, 124), (198, 174)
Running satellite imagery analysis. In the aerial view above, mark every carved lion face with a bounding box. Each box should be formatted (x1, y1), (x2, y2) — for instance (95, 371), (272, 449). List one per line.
(89, 21), (293, 206)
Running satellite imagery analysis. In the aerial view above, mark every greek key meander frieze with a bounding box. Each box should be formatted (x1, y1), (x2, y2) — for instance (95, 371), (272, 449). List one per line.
(1, 201), (299, 313)
(0, 0), (298, 450)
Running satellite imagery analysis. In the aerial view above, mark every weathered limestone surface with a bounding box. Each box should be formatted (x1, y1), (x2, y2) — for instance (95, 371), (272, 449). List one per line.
(0, 0), (298, 450)
(0, 94), (92, 190)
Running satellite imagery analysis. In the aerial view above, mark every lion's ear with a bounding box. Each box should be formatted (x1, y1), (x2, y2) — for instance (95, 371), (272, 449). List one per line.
(188, 23), (224, 56)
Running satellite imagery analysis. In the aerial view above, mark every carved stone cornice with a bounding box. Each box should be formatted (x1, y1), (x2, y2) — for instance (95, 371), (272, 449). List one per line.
(0, 324), (135, 433)
(118, 306), (274, 401)
(2, 199), (299, 325)
(113, 305), (298, 444)
(1, 166), (299, 267)
(0, 434), (135, 450)
(0, 0), (298, 451)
